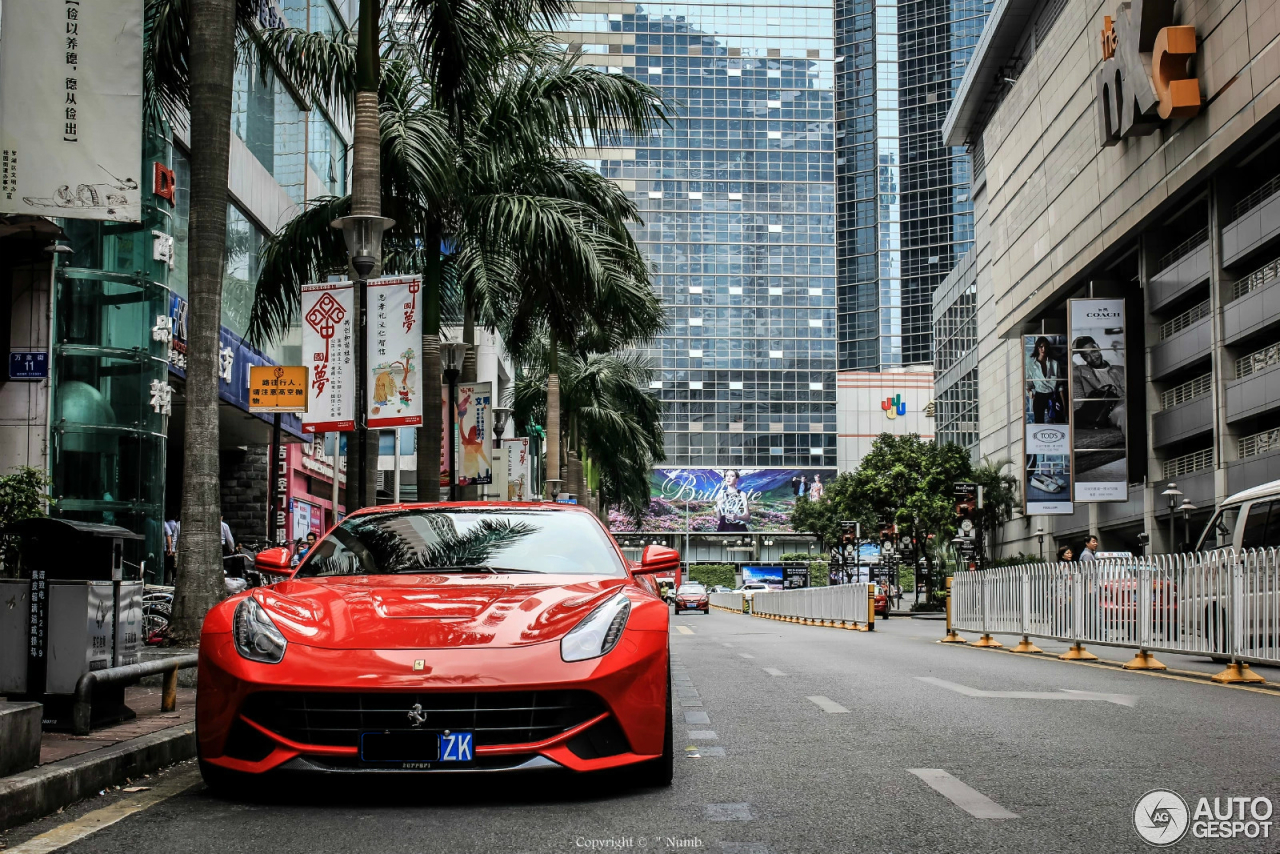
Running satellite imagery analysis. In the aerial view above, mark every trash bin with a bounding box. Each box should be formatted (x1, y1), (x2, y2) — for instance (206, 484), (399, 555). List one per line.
(0, 518), (144, 729)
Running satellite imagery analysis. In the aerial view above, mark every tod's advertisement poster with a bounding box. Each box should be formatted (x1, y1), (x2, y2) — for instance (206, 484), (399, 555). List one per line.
(1023, 334), (1073, 515)
(1069, 299), (1128, 502)
(609, 468), (835, 534)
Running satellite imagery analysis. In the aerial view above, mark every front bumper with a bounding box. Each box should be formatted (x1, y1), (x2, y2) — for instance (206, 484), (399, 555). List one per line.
(197, 628), (668, 775)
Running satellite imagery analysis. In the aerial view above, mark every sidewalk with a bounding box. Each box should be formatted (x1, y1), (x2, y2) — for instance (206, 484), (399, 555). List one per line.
(0, 685), (197, 831)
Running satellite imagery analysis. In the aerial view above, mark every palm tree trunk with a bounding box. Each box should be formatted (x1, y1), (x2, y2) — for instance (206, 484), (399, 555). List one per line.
(170, 0), (238, 645)
(417, 237), (442, 503)
(545, 336), (560, 499)
(351, 0), (381, 508)
(567, 415), (585, 504)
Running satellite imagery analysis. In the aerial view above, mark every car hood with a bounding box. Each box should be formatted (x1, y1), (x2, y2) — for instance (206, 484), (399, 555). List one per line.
(256, 574), (628, 650)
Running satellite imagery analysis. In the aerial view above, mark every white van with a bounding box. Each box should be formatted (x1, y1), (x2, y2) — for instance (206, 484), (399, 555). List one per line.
(1193, 478), (1280, 552)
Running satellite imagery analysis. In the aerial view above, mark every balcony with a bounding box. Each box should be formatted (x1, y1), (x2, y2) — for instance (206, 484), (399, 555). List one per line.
(1222, 177), (1280, 267)
(1149, 233), (1210, 312)
(1223, 256), (1280, 345)
(1152, 394), (1213, 448)
(1150, 308), (1212, 380)
(1225, 348), (1280, 423)
(1227, 429), (1280, 496)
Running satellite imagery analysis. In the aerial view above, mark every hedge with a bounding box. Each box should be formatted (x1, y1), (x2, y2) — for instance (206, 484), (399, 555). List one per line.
(687, 564), (736, 589)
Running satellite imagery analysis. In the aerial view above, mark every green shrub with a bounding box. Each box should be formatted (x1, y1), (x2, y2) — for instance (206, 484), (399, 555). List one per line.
(779, 551), (819, 562)
(688, 564), (736, 589)
(808, 561), (829, 587)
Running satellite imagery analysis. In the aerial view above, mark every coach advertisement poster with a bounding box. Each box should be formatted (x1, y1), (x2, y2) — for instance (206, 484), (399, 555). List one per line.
(1068, 299), (1128, 502)
(1023, 334), (1073, 515)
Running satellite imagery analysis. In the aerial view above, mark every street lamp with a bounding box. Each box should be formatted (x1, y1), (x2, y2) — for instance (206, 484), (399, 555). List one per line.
(1035, 526), (1044, 561)
(545, 478), (564, 503)
(1161, 482), (1183, 554)
(441, 340), (470, 501)
(1179, 499), (1197, 551)
(488, 406), (512, 502)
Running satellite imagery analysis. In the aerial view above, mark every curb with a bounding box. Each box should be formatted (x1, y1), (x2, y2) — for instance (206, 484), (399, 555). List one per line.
(0, 723), (196, 831)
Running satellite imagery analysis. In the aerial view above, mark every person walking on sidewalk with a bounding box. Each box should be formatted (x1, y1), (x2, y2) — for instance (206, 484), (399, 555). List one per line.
(1079, 535), (1098, 562)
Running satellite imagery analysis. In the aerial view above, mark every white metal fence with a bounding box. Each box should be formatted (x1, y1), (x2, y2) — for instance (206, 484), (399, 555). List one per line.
(709, 592), (745, 612)
(751, 584), (872, 625)
(951, 549), (1280, 666)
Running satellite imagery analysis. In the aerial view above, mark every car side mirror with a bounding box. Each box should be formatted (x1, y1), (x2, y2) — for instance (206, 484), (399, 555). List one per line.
(255, 546), (293, 573)
(634, 544), (680, 576)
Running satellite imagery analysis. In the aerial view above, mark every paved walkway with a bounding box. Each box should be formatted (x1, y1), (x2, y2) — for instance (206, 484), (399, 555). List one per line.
(37, 686), (195, 766)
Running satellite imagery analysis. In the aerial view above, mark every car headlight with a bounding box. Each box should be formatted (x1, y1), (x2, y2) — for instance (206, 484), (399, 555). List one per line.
(561, 591), (631, 663)
(233, 596), (288, 664)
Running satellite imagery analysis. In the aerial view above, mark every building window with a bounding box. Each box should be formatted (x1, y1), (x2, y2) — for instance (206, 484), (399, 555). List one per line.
(231, 59), (308, 205)
(935, 367), (979, 452)
(222, 203), (267, 340)
(308, 110), (348, 196)
(933, 285), (976, 374)
(170, 146), (191, 299)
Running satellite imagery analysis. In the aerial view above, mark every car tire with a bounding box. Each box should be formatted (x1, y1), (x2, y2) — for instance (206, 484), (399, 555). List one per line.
(634, 659), (674, 787)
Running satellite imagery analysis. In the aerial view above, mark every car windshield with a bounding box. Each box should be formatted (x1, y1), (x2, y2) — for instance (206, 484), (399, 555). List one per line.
(295, 509), (627, 578)
(677, 585), (705, 594)
(1195, 506), (1239, 551)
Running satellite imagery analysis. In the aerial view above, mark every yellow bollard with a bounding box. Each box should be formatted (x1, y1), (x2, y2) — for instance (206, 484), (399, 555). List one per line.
(971, 633), (1002, 648)
(1010, 635), (1043, 654)
(941, 577), (966, 643)
(862, 585), (876, 632)
(1211, 662), (1266, 684)
(1059, 642), (1099, 661)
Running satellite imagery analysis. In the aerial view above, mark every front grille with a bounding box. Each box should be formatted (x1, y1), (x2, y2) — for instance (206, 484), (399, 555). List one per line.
(241, 690), (606, 748)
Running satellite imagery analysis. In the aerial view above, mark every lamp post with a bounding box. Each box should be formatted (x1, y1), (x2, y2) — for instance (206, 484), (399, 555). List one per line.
(1161, 482), (1182, 554)
(546, 478), (563, 503)
(332, 213), (394, 510)
(440, 341), (470, 501)
(1036, 526), (1044, 561)
(1179, 499), (1197, 551)
(490, 406), (512, 501)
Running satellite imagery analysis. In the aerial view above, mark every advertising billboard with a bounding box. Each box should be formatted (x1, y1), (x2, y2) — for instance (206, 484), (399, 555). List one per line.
(301, 281), (354, 433)
(456, 382), (492, 486)
(609, 468), (836, 533)
(1069, 299), (1128, 502)
(1023, 333), (1074, 515)
(742, 565), (784, 586)
(366, 276), (422, 429)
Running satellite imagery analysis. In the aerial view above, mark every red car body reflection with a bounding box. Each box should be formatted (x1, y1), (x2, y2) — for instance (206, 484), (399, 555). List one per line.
(196, 503), (674, 785)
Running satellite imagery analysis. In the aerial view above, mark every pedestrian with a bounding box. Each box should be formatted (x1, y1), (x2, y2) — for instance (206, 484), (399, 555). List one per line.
(1056, 545), (1074, 563)
(808, 473), (824, 501)
(163, 517), (180, 585)
(1079, 535), (1098, 561)
(220, 515), (235, 558)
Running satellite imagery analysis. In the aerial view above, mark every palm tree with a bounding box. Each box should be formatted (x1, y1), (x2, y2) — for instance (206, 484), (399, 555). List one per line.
(513, 347), (664, 520)
(245, 26), (667, 504)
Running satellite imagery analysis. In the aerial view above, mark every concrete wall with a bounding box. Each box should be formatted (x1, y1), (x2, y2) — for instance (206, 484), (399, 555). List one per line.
(219, 445), (269, 547)
(836, 368), (934, 472)
(0, 263), (51, 473)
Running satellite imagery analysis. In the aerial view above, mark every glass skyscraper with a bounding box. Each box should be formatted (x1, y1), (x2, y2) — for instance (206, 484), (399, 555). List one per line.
(835, 0), (988, 370)
(561, 2), (837, 470)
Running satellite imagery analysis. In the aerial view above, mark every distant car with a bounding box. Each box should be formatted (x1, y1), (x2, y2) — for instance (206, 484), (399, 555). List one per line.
(735, 583), (771, 601)
(872, 585), (889, 617)
(673, 583), (709, 614)
(708, 585), (732, 594)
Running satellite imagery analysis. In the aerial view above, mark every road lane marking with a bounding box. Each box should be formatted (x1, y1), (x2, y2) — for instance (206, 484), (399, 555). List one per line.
(676, 625), (695, 635)
(688, 730), (717, 739)
(908, 769), (1019, 819)
(8, 767), (203, 853)
(706, 803), (755, 821)
(738, 653), (756, 659)
(806, 695), (849, 714)
(915, 676), (1138, 707)
(684, 711), (711, 724)
(679, 700), (704, 707)
(722, 643), (735, 647)
(676, 687), (700, 697)
(762, 667), (786, 676)
(699, 746), (726, 757)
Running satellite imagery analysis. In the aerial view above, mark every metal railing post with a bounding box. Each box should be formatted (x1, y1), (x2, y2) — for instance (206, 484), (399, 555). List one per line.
(972, 571), (1002, 647)
(1011, 568), (1042, 653)
(1060, 568), (1098, 660)
(1213, 551), (1266, 683)
(1124, 567), (1166, 669)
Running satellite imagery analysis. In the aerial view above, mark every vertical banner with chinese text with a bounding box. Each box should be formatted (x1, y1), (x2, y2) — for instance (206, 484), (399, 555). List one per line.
(457, 382), (492, 485)
(1068, 299), (1128, 502)
(366, 276), (422, 429)
(503, 438), (531, 500)
(0, 0), (144, 221)
(301, 281), (355, 433)
(1022, 333), (1073, 515)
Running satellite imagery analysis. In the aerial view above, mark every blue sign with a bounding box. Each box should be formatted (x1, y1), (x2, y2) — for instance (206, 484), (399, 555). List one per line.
(8, 351), (48, 380)
(167, 294), (304, 439)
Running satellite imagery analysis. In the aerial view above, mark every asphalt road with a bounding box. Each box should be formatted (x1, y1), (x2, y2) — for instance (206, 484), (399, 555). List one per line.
(7, 611), (1280, 854)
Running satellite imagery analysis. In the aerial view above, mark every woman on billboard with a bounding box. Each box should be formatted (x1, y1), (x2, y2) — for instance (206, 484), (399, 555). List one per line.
(715, 469), (751, 532)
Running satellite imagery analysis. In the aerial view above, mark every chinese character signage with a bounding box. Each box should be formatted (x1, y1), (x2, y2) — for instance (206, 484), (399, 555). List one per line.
(457, 382), (492, 485)
(0, 0), (144, 221)
(504, 437), (531, 500)
(1022, 334), (1073, 516)
(301, 281), (354, 433)
(249, 365), (309, 413)
(366, 276), (422, 429)
(1069, 300), (1128, 502)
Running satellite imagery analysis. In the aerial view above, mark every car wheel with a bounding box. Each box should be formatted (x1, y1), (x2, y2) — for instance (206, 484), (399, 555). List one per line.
(634, 659), (674, 787)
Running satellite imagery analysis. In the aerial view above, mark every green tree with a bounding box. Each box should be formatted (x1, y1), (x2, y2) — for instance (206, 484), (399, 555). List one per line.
(0, 467), (52, 529)
(970, 458), (1019, 566)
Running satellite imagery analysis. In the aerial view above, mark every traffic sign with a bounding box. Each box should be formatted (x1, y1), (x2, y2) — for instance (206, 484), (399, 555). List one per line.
(249, 365), (309, 413)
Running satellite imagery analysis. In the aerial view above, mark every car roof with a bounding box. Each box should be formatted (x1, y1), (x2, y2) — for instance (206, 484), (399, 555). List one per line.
(1222, 478), (1280, 507)
(341, 501), (596, 520)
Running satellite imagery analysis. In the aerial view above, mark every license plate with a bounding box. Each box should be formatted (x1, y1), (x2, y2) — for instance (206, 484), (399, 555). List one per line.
(358, 731), (474, 764)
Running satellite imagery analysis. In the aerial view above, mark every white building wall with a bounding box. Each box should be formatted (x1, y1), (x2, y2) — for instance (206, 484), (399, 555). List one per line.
(836, 367), (935, 472)
(0, 263), (51, 472)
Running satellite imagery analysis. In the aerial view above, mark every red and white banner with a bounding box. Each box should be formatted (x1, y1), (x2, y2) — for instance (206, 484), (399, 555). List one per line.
(301, 281), (355, 433)
(367, 275), (423, 428)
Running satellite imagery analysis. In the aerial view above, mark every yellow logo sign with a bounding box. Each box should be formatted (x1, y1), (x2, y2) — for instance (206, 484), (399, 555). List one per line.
(248, 365), (309, 413)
